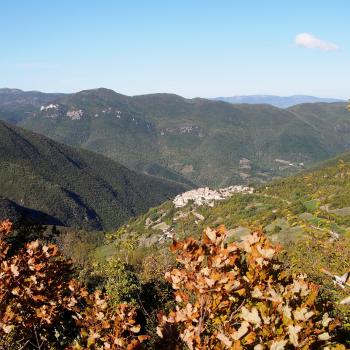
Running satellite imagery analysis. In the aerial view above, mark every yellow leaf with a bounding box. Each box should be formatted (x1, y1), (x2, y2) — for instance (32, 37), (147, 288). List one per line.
(318, 332), (330, 341)
(241, 307), (261, 326)
(217, 332), (232, 348)
(130, 325), (141, 333)
(288, 325), (301, 346)
(10, 264), (19, 277)
(270, 340), (288, 350)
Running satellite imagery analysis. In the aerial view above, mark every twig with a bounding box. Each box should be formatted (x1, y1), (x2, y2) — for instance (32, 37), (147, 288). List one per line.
(18, 340), (30, 350)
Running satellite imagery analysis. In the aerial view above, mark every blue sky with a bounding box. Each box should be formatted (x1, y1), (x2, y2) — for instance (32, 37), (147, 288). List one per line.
(0, 0), (349, 98)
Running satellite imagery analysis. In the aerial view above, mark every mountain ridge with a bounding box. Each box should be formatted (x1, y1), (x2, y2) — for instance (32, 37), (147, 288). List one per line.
(213, 94), (344, 108)
(0, 120), (189, 230)
(0, 88), (349, 187)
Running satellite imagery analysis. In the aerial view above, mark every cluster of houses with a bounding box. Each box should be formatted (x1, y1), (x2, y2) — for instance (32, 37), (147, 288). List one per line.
(173, 185), (254, 208)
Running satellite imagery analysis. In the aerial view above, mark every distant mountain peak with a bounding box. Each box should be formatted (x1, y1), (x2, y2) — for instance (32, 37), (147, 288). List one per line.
(0, 88), (24, 94)
(213, 95), (344, 108)
(79, 87), (122, 95)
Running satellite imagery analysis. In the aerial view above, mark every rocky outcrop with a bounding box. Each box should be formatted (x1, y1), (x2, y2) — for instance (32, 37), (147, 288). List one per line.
(67, 109), (84, 120)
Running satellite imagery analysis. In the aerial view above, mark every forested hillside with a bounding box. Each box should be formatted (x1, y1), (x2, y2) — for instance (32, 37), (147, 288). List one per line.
(101, 152), (350, 341)
(0, 120), (188, 230)
(0, 88), (64, 124)
(0, 88), (348, 186)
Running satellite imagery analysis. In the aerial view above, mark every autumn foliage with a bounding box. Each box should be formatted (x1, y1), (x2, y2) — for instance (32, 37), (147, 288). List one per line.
(0, 220), (346, 349)
(0, 220), (75, 347)
(0, 220), (145, 350)
(157, 226), (343, 349)
(68, 288), (148, 349)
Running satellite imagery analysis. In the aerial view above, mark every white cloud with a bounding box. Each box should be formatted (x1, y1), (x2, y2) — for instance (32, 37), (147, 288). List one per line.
(295, 33), (339, 51)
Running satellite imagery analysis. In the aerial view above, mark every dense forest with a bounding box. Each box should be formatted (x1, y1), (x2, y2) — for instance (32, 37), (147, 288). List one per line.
(0, 120), (188, 230)
(1, 88), (349, 187)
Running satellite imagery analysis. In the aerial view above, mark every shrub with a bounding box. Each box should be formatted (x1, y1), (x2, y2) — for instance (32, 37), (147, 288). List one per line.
(0, 220), (81, 349)
(0, 220), (147, 350)
(67, 289), (148, 350)
(157, 226), (343, 349)
(0, 219), (346, 349)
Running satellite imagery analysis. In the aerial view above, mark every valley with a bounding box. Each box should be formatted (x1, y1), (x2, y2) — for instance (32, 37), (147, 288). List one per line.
(98, 154), (350, 326)
(0, 120), (188, 230)
(1, 88), (349, 187)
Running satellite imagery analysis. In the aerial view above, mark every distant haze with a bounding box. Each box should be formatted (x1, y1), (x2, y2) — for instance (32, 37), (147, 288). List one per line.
(212, 95), (345, 108)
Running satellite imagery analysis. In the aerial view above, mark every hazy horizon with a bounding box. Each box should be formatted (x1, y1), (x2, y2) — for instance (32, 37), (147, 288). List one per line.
(0, 86), (346, 101)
